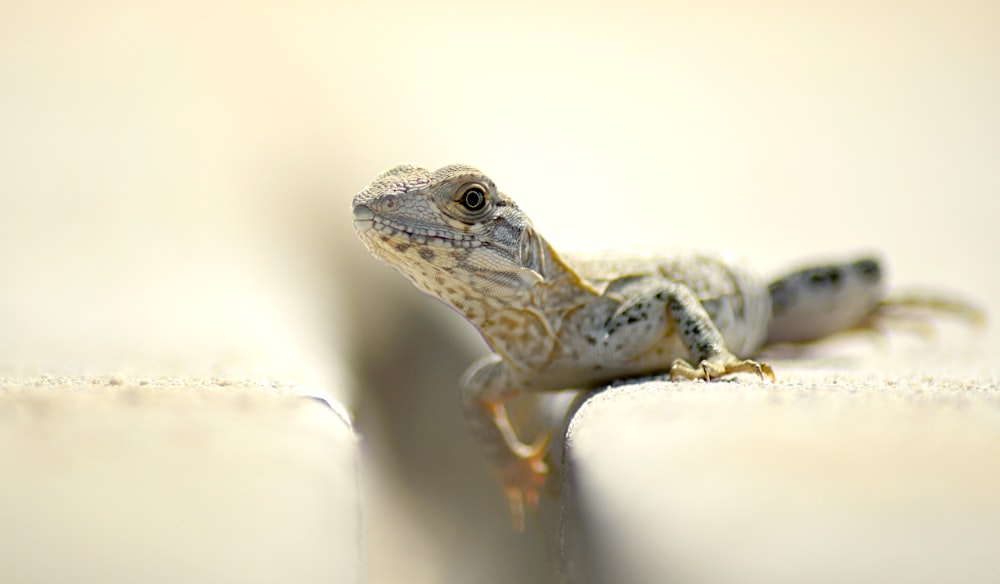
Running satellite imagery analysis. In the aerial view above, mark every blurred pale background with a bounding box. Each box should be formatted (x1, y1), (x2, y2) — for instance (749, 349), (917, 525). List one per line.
(1, 0), (998, 583)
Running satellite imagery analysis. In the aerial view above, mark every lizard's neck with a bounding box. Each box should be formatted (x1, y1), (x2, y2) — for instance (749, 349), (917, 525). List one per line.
(470, 229), (598, 325)
(408, 226), (597, 336)
(464, 232), (597, 370)
(528, 232), (594, 298)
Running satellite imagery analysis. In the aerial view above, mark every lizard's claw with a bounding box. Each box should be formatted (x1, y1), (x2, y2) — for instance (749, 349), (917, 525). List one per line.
(670, 354), (776, 382)
(498, 436), (550, 531)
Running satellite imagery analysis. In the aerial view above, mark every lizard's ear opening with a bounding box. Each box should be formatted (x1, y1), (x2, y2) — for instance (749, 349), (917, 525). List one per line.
(518, 226), (546, 279)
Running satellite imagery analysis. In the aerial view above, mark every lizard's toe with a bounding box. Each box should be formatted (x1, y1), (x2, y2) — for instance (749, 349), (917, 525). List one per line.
(670, 355), (775, 382)
(499, 439), (549, 531)
(753, 360), (776, 382)
(669, 358), (701, 381)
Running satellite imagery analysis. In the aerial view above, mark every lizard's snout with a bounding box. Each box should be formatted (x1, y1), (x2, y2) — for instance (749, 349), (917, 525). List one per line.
(352, 204), (374, 232)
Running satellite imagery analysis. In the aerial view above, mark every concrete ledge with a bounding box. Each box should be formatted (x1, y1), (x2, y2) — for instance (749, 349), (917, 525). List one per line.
(560, 361), (1000, 584)
(0, 377), (357, 584)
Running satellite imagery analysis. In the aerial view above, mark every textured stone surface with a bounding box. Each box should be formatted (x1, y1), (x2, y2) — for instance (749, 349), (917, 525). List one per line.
(561, 343), (1000, 584)
(0, 378), (357, 584)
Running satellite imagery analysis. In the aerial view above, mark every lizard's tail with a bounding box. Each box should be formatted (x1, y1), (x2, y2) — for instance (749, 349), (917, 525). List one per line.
(765, 257), (886, 344)
(765, 256), (985, 345)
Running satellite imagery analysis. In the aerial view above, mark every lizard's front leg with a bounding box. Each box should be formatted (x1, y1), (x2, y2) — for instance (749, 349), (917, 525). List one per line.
(602, 280), (775, 381)
(459, 355), (549, 531)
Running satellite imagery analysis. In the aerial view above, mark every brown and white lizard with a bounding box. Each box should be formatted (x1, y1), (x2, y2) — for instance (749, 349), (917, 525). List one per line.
(351, 163), (981, 530)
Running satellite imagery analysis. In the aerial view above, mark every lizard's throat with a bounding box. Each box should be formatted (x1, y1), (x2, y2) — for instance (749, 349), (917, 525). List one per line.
(357, 229), (536, 308)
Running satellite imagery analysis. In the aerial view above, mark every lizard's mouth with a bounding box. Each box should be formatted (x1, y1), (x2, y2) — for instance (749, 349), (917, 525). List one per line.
(352, 203), (481, 249)
(352, 204), (376, 232)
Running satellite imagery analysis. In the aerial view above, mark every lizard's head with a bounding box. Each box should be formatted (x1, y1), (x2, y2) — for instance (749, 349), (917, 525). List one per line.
(352, 164), (550, 300)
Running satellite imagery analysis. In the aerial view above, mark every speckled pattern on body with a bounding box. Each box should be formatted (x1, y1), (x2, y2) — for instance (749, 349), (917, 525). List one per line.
(351, 163), (978, 530)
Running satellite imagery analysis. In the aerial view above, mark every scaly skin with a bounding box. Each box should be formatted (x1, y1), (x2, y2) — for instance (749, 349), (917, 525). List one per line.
(351, 164), (981, 530)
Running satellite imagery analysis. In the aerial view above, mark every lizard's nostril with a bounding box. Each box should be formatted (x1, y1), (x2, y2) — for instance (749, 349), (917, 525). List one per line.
(353, 204), (375, 231)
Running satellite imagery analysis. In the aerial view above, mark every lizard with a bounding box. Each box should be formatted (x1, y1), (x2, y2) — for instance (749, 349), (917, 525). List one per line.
(351, 163), (983, 530)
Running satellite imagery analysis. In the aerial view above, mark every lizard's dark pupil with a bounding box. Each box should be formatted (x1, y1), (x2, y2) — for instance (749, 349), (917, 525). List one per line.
(464, 188), (485, 211)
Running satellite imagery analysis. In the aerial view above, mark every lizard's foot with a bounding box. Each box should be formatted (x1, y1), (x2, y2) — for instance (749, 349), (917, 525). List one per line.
(670, 354), (776, 382)
(480, 398), (552, 530)
(498, 436), (549, 532)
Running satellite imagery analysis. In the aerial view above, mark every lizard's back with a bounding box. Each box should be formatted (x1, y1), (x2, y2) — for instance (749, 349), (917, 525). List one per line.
(562, 250), (772, 357)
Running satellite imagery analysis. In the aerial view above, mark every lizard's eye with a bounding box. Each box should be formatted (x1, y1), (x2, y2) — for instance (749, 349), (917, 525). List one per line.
(459, 185), (489, 213)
